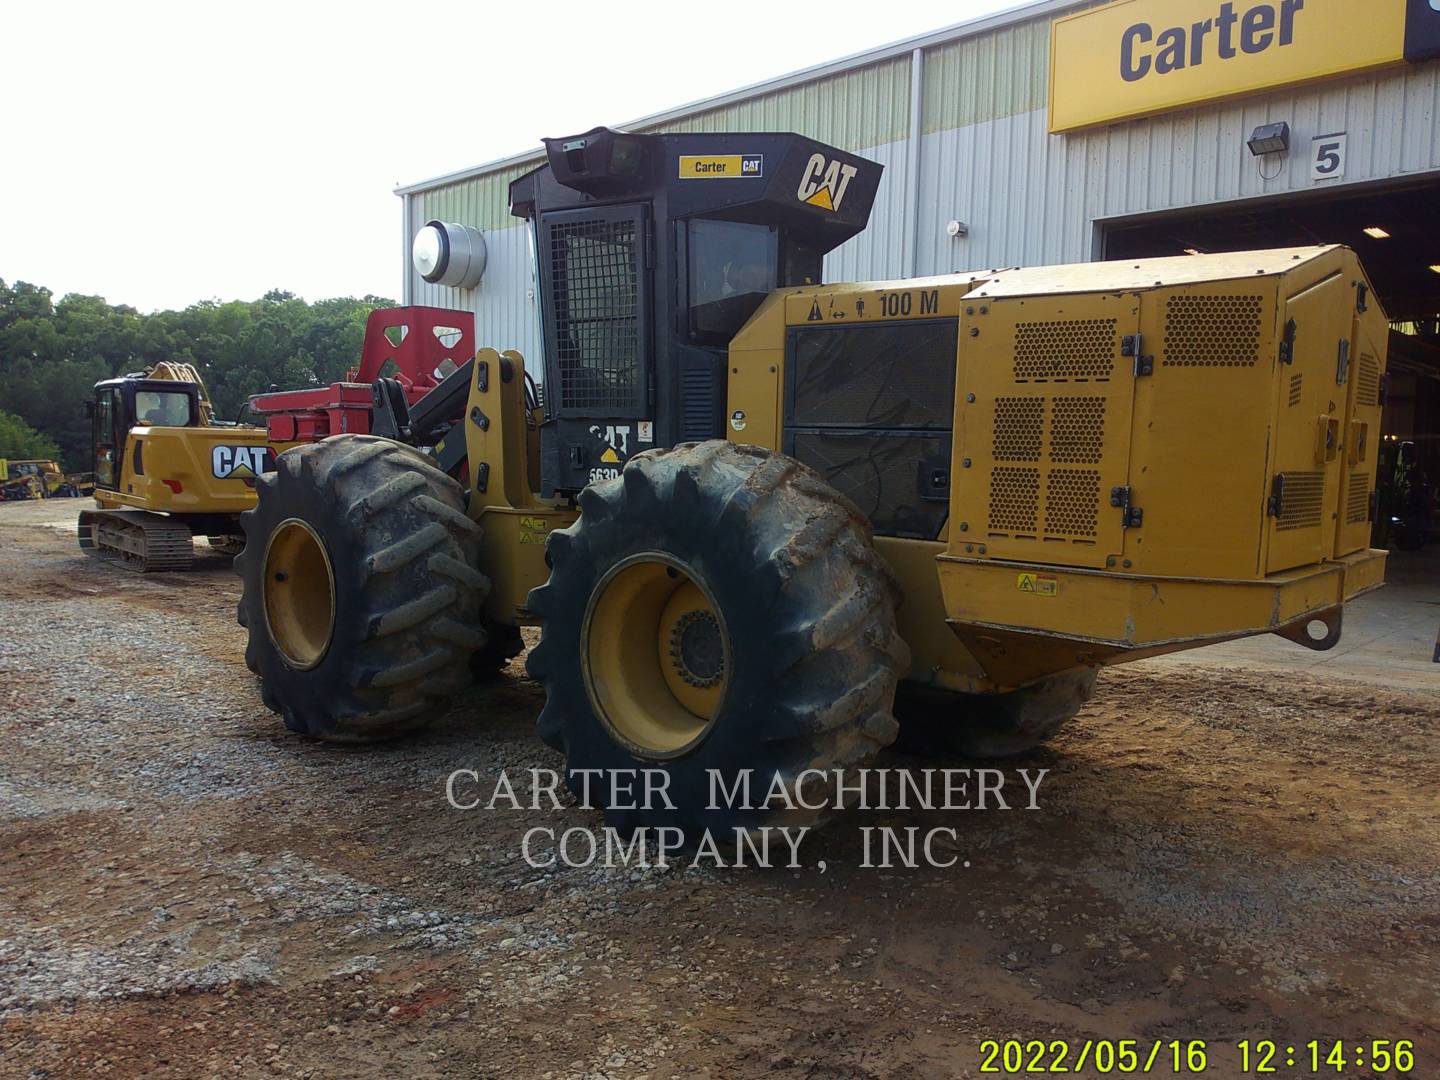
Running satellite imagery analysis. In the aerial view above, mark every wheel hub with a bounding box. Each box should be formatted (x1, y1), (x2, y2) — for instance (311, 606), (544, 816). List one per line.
(262, 518), (336, 671)
(582, 555), (730, 759)
(670, 608), (724, 688)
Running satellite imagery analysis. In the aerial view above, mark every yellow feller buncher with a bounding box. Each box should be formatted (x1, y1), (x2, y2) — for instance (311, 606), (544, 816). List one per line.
(236, 128), (1388, 835)
(81, 361), (274, 571)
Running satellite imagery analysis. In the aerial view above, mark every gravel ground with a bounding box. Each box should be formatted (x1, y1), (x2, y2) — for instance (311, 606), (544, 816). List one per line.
(0, 497), (1437, 1079)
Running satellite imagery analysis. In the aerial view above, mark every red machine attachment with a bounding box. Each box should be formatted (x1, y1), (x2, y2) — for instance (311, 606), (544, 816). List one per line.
(250, 307), (475, 443)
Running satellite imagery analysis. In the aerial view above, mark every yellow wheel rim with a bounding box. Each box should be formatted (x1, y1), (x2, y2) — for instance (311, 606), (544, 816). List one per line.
(582, 554), (730, 759)
(263, 519), (336, 670)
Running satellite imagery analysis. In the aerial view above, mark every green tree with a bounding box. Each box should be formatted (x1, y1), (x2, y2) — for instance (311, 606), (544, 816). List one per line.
(0, 409), (63, 461)
(0, 281), (396, 469)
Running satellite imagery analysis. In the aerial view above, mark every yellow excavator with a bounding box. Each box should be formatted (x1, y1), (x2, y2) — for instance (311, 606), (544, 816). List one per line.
(80, 361), (275, 571)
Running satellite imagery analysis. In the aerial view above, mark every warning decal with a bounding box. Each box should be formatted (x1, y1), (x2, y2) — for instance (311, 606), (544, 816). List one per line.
(1016, 572), (1059, 597)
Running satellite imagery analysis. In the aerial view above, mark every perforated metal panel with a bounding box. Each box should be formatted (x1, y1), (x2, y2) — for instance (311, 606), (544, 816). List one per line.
(988, 466), (1040, 534)
(538, 205), (648, 417)
(1276, 471), (1325, 531)
(1266, 275), (1348, 573)
(1044, 468), (1100, 537)
(1356, 353), (1381, 407)
(1335, 314), (1388, 557)
(1346, 472), (1371, 525)
(1163, 294), (1263, 367)
(993, 397), (1043, 461)
(958, 293), (1136, 570)
(1049, 397), (1106, 463)
(1013, 319), (1116, 381)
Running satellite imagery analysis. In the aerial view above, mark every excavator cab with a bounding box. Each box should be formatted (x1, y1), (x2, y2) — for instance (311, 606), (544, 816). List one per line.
(90, 377), (202, 490)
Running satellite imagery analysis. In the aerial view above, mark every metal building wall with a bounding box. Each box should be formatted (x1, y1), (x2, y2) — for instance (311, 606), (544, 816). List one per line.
(399, 2), (1440, 362)
(915, 57), (1440, 275)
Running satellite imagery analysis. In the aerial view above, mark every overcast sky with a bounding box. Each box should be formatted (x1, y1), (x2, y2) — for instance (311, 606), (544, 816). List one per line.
(0, 0), (1032, 312)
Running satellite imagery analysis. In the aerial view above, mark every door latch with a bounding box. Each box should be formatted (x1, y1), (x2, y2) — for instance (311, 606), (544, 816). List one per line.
(1279, 319), (1298, 365)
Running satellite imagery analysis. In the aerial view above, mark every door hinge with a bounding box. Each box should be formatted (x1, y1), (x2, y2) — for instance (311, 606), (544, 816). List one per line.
(1357, 282), (1369, 313)
(1279, 318), (1298, 365)
(1268, 473), (1286, 518)
(1122, 334), (1154, 376)
(474, 460), (490, 494)
(1110, 485), (1143, 528)
(476, 360), (489, 393)
(1379, 370), (1390, 407)
(1336, 339), (1351, 385)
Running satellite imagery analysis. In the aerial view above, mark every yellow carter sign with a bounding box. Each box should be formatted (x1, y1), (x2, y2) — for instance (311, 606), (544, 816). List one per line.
(1050, 0), (1409, 133)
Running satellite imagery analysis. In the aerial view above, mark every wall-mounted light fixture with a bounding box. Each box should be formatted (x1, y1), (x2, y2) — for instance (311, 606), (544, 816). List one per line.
(945, 219), (969, 238)
(1247, 122), (1291, 156)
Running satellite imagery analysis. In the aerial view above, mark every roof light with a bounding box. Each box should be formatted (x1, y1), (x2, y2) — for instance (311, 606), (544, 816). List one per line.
(1363, 227), (1390, 239)
(1430, 265), (1440, 275)
(1183, 248), (1203, 256)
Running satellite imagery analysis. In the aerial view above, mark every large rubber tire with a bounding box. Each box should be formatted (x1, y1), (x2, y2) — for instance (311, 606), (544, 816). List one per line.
(894, 668), (1097, 759)
(526, 442), (909, 837)
(235, 434), (489, 741)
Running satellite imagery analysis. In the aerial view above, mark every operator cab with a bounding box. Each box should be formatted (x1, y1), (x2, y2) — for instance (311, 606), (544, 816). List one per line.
(509, 126), (881, 495)
(88, 377), (201, 491)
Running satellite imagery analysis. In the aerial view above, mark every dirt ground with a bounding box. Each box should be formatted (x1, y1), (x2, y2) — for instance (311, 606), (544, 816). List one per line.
(0, 497), (1436, 1080)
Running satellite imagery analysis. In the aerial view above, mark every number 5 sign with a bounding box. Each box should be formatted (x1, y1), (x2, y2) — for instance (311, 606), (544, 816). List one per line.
(1311, 133), (1347, 181)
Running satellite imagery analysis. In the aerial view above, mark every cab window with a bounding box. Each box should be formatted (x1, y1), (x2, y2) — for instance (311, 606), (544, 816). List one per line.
(686, 220), (778, 345)
(134, 390), (194, 427)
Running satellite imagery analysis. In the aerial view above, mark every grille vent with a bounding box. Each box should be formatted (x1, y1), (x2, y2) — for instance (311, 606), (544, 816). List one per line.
(1013, 319), (1116, 381)
(1163, 294), (1263, 367)
(1356, 353), (1380, 407)
(993, 397), (1044, 461)
(1288, 373), (1303, 407)
(1276, 471), (1325, 531)
(1050, 397), (1106, 463)
(546, 215), (641, 412)
(1044, 469), (1100, 537)
(988, 394), (1107, 539)
(989, 467), (1040, 533)
(1346, 472), (1370, 525)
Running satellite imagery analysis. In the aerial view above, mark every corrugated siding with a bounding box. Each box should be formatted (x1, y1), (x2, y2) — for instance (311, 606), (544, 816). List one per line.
(414, 162), (538, 234)
(644, 57), (912, 150)
(400, 6), (1440, 370)
(914, 58), (1440, 275)
(409, 222), (540, 361)
(823, 136), (910, 283)
(921, 18), (1049, 135)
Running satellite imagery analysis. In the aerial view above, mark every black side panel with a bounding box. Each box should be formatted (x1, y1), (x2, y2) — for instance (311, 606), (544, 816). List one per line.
(678, 349), (725, 442)
(789, 431), (952, 540)
(784, 320), (958, 540)
(790, 320), (957, 429)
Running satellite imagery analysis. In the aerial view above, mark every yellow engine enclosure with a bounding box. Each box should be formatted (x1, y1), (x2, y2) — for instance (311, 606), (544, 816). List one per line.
(93, 424), (275, 518)
(727, 245), (1387, 692)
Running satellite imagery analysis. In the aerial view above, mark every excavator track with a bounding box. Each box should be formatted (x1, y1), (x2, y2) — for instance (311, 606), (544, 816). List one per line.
(78, 509), (194, 572)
